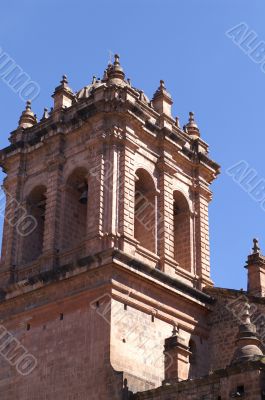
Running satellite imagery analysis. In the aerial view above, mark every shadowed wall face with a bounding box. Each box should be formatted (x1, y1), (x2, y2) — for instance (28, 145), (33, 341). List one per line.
(134, 169), (156, 254)
(21, 185), (47, 264)
(61, 167), (88, 251)
(173, 191), (191, 272)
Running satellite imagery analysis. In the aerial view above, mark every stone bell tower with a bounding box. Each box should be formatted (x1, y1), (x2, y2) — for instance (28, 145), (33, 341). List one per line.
(0, 55), (219, 399)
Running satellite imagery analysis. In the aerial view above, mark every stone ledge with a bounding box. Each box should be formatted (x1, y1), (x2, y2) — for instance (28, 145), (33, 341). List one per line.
(134, 357), (265, 399)
(0, 249), (215, 305)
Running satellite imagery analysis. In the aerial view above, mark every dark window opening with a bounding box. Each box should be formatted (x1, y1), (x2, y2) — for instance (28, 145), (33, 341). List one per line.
(21, 185), (47, 264)
(61, 167), (88, 251)
(134, 168), (156, 253)
(173, 191), (191, 271)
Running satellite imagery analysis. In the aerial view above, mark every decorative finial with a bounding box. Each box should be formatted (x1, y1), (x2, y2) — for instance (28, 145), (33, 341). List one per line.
(107, 53), (125, 81)
(231, 299), (263, 364)
(114, 54), (120, 65)
(61, 75), (68, 84)
(175, 116), (180, 128)
(252, 238), (260, 254)
(18, 101), (37, 128)
(152, 79), (173, 116)
(127, 78), (131, 87)
(103, 69), (108, 81)
(52, 73), (74, 110)
(189, 111), (195, 123)
(185, 111), (200, 137)
(41, 107), (49, 121)
(92, 76), (97, 84)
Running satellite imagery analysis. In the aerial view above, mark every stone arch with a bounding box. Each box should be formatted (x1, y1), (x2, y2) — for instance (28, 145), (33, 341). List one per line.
(173, 190), (192, 271)
(134, 168), (157, 253)
(134, 163), (157, 190)
(23, 174), (47, 200)
(63, 161), (89, 183)
(61, 167), (88, 251)
(21, 185), (47, 264)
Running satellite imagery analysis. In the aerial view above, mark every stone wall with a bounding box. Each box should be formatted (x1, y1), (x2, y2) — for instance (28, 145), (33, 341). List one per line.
(134, 361), (265, 400)
(205, 288), (265, 371)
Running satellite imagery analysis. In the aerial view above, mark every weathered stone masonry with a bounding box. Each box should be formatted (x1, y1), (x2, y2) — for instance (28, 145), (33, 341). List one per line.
(0, 55), (264, 399)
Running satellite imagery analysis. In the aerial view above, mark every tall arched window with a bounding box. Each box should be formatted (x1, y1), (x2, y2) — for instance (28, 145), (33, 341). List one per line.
(21, 185), (47, 264)
(61, 167), (88, 251)
(173, 191), (191, 271)
(134, 168), (156, 253)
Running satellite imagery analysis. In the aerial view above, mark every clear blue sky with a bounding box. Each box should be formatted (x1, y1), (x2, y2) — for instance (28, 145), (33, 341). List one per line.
(0, 0), (264, 290)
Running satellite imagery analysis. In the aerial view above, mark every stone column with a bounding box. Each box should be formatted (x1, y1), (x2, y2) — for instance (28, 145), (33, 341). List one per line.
(246, 239), (265, 297)
(101, 129), (121, 250)
(164, 326), (191, 383)
(86, 143), (105, 254)
(118, 133), (139, 255)
(0, 155), (26, 285)
(157, 159), (177, 275)
(192, 184), (213, 288)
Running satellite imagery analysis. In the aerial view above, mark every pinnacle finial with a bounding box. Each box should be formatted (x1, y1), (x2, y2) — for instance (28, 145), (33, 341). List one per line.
(103, 69), (108, 80)
(252, 238), (260, 254)
(41, 107), (49, 121)
(152, 79), (173, 116)
(160, 79), (165, 89)
(52, 74), (74, 109)
(189, 111), (195, 122)
(114, 54), (120, 65)
(107, 53), (125, 81)
(18, 100), (37, 128)
(61, 75), (68, 84)
(231, 299), (263, 363)
(188, 112), (197, 126)
(186, 111), (200, 136)
(153, 79), (171, 98)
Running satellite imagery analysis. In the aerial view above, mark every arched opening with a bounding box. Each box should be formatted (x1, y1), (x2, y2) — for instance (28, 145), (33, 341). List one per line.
(61, 167), (88, 251)
(21, 185), (47, 264)
(173, 191), (191, 271)
(134, 168), (156, 253)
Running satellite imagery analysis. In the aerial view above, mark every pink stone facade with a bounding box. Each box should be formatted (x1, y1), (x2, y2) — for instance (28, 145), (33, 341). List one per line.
(0, 56), (264, 399)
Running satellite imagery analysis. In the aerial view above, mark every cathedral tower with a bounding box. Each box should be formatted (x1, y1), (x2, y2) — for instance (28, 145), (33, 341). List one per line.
(0, 56), (219, 399)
